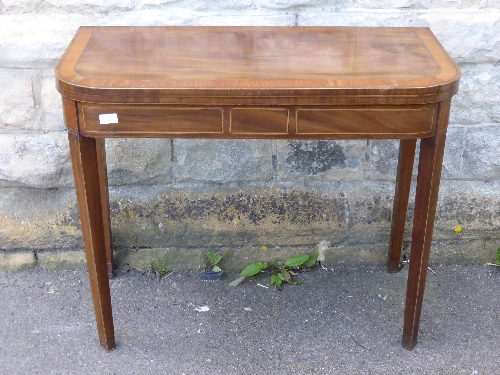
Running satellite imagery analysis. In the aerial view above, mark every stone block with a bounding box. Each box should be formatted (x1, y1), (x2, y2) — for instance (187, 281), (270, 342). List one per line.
(434, 180), (500, 241)
(105, 138), (173, 186)
(108, 185), (347, 249)
(363, 140), (401, 181)
(353, 0), (488, 8)
(0, 133), (73, 188)
(37, 250), (87, 271)
(101, 9), (198, 26)
(430, 239), (498, 264)
(415, 12), (500, 64)
(136, 0), (257, 11)
(298, 10), (413, 27)
(255, 0), (340, 10)
(172, 139), (274, 183)
(0, 14), (95, 69)
(450, 65), (500, 125)
(461, 126), (500, 180)
(0, 70), (35, 129)
(322, 243), (390, 264)
(441, 126), (465, 180)
(3, 0), (134, 13)
(41, 74), (65, 131)
(114, 247), (202, 272)
(344, 182), (396, 245)
(0, 251), (37, 272)
(0, 187), (82, 251)
(135, 0), (181, 7)
(364, 127), (465, 181)
(45, 0), (134, 12)
(276, 140), (367, 182)
(1, 0), (43, 12)
(197, 12), (296, 26)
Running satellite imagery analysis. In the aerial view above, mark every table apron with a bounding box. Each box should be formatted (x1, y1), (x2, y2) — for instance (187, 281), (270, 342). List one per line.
(75, 103), (439, 139)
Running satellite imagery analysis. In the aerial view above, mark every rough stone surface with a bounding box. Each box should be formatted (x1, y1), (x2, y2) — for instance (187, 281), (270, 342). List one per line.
(0, 251), (36, 272)
(36, 250), (86, 271)
(0, 1), (499, 270)
(353, 0), (489, 8)
(461, 126), (500, 180)
(105, 138), (173, 186)
(0, 70), (35, 129)
(441, 126), (466, 180)
(2, 0), (134, 13)
(363, 139), (401, 181)
(136, 0), (258, 11)
(276, 140), (367, 182)
(101, 9), (199, 26)
(431, 239), (498, 264)
(434, 180), (500, 241)
(345, 183), (395, 245)
(108, 185), (347, 249)
(1, 178), (499, 266)
(173, 139), (274, 183)
(44, 0), (135, 12)
(415, 12), (500, 64)
(0, 14), (95, 69)
(0, 187), (82, 251)
(1, 0), (43, 13)
(40, 73), (65, 131)
(197, 12), (295, 26)
(298, 10), (413, 27)
(450, 65), (500, 125)
(0, 133), (73, 188)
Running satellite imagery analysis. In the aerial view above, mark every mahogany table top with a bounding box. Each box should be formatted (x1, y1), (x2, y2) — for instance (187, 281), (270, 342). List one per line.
(56, 26), (460, 105)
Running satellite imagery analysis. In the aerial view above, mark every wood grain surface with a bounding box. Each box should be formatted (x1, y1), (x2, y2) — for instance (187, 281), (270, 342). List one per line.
(68, 132), (115, 350)
(56, 27), (460, 105)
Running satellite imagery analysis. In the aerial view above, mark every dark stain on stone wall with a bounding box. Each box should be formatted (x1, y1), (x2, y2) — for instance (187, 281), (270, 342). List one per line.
(115, 190), (345, 226)
(110, 189), (347, 248)
(286, 141), (346, 174)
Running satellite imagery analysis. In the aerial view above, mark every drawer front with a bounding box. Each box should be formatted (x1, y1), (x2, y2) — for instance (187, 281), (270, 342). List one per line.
(296, 107), (436, 137)
(230, 108), (289, 135)
(81, 105), (223, 136)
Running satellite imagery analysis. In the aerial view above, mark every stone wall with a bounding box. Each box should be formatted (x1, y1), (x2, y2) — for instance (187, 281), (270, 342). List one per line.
(1, 0), (499, 271)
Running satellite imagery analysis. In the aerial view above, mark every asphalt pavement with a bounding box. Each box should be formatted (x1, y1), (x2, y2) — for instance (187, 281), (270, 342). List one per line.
(0, 263), (498, 374)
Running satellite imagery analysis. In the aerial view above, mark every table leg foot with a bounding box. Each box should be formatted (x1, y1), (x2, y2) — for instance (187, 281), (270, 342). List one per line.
(388, 139), (416, 273)
(69, 133), (116, 351)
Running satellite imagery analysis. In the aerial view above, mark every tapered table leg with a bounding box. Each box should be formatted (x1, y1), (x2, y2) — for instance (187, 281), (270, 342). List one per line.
(68, 132), (116, 351)
(388, 139), (417, 272)
(96, 138), (113, 278)
(402, 100), (450, 350)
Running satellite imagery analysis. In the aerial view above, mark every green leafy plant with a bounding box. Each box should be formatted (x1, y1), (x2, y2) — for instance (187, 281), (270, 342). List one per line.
(204, 251), (227, 272)
(150, 254), (169, 278)
(229, 253), (319, 288)
(228, 262), (268, 286)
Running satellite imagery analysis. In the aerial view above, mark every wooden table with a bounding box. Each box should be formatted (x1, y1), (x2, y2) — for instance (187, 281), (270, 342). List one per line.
(56, 26), (460, 351)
